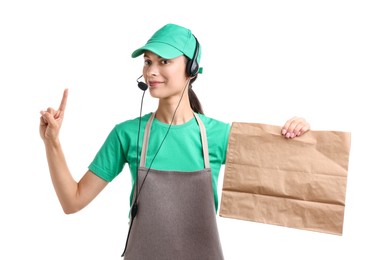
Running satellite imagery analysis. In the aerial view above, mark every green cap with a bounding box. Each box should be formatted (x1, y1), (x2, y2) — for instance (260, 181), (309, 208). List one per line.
(131, 23), (202, 72)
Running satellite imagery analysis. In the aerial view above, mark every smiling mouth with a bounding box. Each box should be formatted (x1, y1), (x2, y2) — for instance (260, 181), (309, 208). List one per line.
(148, 81), (163, 87)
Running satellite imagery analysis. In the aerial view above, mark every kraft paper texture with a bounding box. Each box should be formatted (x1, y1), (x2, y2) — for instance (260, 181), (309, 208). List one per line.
(219, 122), (351, 235)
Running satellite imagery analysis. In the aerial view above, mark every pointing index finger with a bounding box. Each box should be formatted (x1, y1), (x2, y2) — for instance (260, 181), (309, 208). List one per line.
(59, 88), (68, 112)
(54, 89), (68, 119)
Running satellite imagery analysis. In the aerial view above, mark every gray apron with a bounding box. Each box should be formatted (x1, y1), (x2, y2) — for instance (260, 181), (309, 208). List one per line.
(123, 113), (224, 260)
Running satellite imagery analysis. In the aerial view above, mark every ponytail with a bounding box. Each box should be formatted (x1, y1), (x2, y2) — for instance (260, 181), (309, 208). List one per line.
(185, 56), (204, 114)
(188, 85), (204, 114)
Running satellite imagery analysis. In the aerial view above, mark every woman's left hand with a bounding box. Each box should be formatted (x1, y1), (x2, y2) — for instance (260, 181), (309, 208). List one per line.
(281, 117), (310, 139)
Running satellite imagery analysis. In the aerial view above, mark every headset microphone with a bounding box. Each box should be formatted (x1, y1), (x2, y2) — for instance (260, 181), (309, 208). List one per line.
(137, 75), (148, 91)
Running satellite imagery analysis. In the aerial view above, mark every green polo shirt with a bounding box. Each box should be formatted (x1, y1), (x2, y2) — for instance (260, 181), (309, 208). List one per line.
(89, 113), (231, 211)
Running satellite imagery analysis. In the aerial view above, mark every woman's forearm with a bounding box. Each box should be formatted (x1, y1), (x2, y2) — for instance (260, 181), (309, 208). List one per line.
(44, 140), (81, 214)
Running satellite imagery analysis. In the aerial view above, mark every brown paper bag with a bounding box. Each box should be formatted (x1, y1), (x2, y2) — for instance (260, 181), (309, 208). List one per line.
(219, 122), (351, 235)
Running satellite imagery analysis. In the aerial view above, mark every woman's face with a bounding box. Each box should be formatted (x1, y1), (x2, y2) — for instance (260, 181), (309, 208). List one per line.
(143, 51), (188, 99)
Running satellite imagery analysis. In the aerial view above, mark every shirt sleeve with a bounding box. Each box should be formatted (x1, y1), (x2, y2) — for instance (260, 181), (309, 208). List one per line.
(88, 126), (127, 182)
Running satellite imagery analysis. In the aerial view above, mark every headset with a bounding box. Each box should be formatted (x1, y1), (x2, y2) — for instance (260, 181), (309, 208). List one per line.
(122, 35), (201, 258)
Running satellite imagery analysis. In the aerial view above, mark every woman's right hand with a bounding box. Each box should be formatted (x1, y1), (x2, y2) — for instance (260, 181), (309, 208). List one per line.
(40, 89), (68, 144)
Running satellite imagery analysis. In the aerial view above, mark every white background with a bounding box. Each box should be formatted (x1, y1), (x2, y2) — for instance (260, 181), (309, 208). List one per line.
(1, 0), (376, 259)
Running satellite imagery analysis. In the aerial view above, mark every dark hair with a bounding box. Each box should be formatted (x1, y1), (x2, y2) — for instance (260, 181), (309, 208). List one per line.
(188, 76), (204, 114)
(185, 55), (204, 114)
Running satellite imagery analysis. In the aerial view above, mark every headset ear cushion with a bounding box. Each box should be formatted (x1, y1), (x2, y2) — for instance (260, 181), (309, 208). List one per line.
(190, 60), (199, 76)
(186, 59), (198, 77)
(186, 59), (192, 76)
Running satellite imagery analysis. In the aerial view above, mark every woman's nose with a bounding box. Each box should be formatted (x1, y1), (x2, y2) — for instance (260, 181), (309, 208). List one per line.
(145, 64), (159, 77)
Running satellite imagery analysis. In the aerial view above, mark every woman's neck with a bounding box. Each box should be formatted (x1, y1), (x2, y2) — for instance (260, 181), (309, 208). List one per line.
(155, 97), (193, 125)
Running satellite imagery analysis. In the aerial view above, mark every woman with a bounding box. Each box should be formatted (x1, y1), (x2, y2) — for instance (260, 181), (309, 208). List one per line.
(40, 23), (310, 259)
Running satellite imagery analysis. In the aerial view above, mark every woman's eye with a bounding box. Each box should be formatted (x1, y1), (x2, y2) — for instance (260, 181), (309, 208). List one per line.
(161, 60), (169, 65)
(144, 60), (151, 65)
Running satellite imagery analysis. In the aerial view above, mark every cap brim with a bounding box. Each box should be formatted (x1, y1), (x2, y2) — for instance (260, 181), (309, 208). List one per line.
(131, 42), (183, 59)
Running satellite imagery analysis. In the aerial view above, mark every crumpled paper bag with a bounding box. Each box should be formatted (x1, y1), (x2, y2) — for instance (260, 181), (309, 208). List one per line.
(219, 122), (351, 235)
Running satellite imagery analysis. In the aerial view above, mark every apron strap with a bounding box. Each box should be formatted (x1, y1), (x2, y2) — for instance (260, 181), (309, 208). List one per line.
(139, 113), (155, 168)
(140, 113), (210, 169)
(194, 113), (210, 169)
